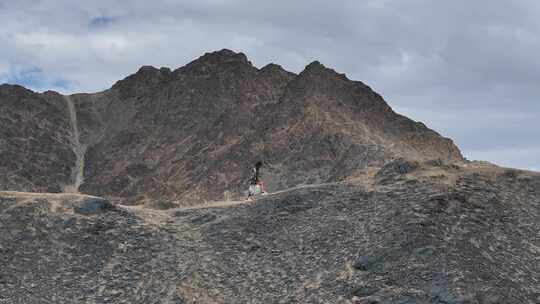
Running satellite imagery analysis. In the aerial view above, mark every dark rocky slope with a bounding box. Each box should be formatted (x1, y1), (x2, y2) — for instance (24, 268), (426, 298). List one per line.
(0, 85), (75, 192)
(1, 161), (538, 303)
(0, 49), (463, 205)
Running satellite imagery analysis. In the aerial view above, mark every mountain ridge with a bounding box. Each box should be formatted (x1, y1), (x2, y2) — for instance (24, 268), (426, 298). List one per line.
(1, 49), (463, 205)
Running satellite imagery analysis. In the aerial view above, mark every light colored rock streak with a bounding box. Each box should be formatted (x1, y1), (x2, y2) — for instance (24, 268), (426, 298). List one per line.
(64, 95), (86, 193)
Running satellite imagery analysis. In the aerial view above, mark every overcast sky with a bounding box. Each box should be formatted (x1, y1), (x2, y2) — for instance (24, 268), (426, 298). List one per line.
(1, 0), (538, 171)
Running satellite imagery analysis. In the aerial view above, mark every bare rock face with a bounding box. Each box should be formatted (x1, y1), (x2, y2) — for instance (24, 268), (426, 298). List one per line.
(0, 49), (465, 205)
(1, 163), (538, 303)
(0, 85), (74, 192)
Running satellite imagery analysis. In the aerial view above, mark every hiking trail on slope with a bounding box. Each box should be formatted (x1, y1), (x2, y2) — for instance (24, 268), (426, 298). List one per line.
(63, 95), (87, 193)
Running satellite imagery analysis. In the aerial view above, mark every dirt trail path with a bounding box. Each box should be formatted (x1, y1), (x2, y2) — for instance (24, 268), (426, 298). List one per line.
(171, 180), (356, 211)
(116, 171), (382, 224)
(63, 95), (87, 193)
(118, 182), (342, 217)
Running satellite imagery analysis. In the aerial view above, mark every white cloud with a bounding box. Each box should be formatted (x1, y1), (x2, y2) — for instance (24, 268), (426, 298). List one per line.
(0, 0), (539, 170)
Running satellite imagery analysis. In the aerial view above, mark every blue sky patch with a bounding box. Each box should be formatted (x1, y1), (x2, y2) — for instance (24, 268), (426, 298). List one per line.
(5, 66), (44, 89)
(4, 66), (72, 92)
(89, 16), (117, 29)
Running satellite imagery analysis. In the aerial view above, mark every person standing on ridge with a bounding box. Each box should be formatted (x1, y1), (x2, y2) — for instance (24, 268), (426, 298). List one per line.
(247, 161), (266, 201)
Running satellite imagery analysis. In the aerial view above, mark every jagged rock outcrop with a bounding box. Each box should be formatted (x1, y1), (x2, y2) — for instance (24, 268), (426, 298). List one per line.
(1, 162), (538, 303)
(0, 49), (463, 205)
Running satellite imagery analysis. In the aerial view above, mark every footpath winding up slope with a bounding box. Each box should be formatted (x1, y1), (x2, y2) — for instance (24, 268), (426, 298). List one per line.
(63, 95), (87, 193)
(1, 161), (538, 303)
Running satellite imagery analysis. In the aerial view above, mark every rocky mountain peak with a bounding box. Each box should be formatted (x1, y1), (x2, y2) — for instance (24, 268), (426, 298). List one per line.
(135, 65), (172, 76)
(110, 65), (172, 98)
(297, 60), (349, 84)
(201, 48), (249, 63)
(260, 63), (289, 73)
(129, 65), (172, 81)
(1, 49), (464, 204)
(184, 48), (252, 68)
(257, 63), (296, 86)
(172, 49), (256, 80)
(304, 60), (326, 71)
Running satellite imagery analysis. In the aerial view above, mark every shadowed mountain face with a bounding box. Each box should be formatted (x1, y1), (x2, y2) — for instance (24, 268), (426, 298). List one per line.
(0, 49), (463, 204)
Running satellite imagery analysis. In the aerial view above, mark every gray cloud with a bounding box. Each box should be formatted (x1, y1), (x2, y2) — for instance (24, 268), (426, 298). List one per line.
(1, 0), (538, 170)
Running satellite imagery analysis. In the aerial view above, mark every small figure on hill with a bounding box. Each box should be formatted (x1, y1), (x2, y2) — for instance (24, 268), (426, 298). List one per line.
(247, 161), (267, 201)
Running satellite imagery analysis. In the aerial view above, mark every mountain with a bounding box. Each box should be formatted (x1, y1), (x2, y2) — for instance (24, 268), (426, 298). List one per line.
(1, 49), (539, 303)
(0, 49), (463, 205)
(1, 160), (539, 303)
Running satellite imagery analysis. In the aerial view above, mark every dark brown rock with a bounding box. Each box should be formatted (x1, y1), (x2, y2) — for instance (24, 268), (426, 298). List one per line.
(1, 49), (463, 205)
(0, 85), (74, 193)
